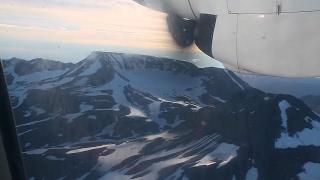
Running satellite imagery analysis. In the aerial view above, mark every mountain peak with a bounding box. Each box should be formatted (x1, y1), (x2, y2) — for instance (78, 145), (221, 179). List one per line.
(4, 52), (320, 179)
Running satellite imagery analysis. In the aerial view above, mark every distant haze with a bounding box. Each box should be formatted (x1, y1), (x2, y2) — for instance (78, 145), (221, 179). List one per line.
(2, 0), (320, 98)
(0, 0), (223, 68)
(237, 74), (320, 98)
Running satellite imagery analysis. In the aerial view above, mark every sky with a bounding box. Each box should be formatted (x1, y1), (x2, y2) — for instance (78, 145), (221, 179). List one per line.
(0, 0), (223, 68)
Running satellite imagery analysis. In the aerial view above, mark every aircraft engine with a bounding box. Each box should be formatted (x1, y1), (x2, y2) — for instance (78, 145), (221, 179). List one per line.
(133, 0), (320, 77)
(167, 13), (196, 47)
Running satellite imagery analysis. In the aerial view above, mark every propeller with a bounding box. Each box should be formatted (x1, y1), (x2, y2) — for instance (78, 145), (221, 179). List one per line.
(167, 13), (197, 47)
(133, 0), (197, 47)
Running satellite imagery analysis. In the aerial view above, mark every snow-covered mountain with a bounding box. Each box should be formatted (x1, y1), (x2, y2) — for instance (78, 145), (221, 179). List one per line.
(237, 74), (320, 98)
(4, 52), (320, 180)
(300, 95), (320, 115)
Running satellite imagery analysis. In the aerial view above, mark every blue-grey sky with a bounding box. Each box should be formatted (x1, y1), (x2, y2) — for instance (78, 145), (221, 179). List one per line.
(0, 0), (223, 67)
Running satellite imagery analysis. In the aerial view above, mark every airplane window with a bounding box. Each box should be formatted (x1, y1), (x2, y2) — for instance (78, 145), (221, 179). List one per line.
(1, 0), (320, 180)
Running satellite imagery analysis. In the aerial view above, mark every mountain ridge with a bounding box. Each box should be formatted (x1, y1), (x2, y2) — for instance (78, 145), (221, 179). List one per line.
(3, 52), (320, 180)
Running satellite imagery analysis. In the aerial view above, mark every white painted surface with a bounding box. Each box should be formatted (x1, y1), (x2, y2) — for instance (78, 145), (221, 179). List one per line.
(237, 12), (320, 77)
(189, 0), (229, 16)
(212, 15), (238, 69)
(227, 0), (277, 14)
(142, 0), (196, 19)
(282, 0), (320, 12)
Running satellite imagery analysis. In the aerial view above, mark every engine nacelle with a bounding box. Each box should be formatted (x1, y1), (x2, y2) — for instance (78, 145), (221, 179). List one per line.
(134, 0), (197, 20)
(133, 0), (320, 77)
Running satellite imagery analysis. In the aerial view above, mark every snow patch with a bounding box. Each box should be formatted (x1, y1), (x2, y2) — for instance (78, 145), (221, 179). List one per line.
(96, 133), (220, 180)
(95, 117), (118, 137)
(74, 77), (88, 86)
(78, 61), (102, 76)
(6, 67), (69, 107)
(24, 149), (47, 155)
(88, 115), (97, 119)
(245, 167), (258, 180)
(279, 100), (291, 131)
(18, 128), (37, 136)
(63, 103), (93, 123)
(17, 111), (60, 127)
(31, 106), (45, 115)
(298, 162), (320, 180)
(24, 106), (46, 117)
(23, 110), (32, 117)
(201, 121), (207, 126)
(46, 155), (65, 161)
(209, 94), (226, 103)
(63, 113), (82, 123)
(225, 69), (245, 90)
(275, 120), (320, 148)
(67, 145), (108, 154)
(126, 107), (146, 117)
(87, 52), (99, 61)
(36, 76), (75, 90)
(194, 143), (239, 168)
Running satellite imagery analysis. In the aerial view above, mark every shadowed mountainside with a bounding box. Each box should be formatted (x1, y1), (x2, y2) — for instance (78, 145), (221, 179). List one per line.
(3, 52), (320, 180)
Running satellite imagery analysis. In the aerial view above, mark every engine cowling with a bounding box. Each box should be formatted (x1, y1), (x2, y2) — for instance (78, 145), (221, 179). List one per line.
(167, 13), (196, 47)
(133, 0), (320, 77)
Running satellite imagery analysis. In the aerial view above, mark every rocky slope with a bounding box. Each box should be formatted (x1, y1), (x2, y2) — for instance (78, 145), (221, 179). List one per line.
(3, 52), (320, 180)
